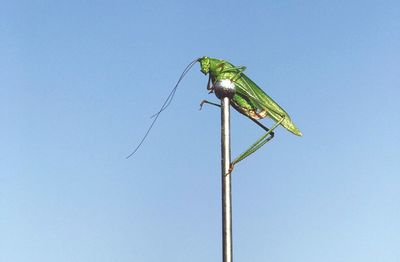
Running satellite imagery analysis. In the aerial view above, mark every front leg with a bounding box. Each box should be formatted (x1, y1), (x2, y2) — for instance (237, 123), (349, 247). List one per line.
(206, 75), (213, 91)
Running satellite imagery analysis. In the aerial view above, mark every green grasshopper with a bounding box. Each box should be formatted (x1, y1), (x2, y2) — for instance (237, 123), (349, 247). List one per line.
(128, 56), (302, 171)
(197, 56), (302, 170)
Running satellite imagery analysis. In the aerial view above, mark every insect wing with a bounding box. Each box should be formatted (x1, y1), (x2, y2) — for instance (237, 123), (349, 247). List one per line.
(235, 74), (302, 136)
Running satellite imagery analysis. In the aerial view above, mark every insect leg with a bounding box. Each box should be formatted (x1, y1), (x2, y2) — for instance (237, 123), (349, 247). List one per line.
(230, 117), (285, 168)
(206, 75), (213, 91)
(249, 118), (274, 134)
(199, 100), (220, 110)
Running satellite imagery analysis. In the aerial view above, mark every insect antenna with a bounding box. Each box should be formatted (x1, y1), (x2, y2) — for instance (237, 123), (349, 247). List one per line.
(126, 58), (199, 159)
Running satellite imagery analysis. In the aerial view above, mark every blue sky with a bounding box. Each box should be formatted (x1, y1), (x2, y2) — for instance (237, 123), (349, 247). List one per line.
(1, 1), (400, 261)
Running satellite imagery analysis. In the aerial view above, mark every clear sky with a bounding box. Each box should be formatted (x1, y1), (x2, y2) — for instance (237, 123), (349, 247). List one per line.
(1, 1), (400, 261)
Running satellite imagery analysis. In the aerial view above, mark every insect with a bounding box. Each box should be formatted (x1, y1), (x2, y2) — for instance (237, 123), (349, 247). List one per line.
(197, 56), (301, 169)
(127, 56), (302, 171)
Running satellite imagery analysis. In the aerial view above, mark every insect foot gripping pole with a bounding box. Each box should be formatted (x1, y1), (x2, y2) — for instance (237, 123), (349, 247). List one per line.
(214, 79), (235, 262)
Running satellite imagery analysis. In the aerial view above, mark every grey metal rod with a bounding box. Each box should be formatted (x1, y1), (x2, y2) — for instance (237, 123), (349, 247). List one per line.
(221, 96), (233, 262)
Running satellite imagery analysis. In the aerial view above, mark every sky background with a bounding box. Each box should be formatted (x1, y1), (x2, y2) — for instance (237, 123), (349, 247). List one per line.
(1, 1), (400, 261)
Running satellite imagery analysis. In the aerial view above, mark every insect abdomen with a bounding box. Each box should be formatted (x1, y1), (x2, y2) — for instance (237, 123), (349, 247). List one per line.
(231, 94), (268, 120)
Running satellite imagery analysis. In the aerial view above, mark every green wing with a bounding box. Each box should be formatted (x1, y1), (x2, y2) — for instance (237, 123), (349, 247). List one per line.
(234, 74), (302, 136)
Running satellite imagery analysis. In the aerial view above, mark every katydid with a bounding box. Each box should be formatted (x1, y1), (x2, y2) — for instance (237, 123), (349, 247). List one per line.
(127, 56), (302, 171)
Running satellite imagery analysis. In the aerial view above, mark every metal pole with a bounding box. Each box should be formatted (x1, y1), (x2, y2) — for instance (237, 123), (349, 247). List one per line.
(221, 96), (233, 262)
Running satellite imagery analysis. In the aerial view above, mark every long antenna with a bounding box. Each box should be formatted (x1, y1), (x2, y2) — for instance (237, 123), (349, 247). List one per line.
(126, 59), (198, 159)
